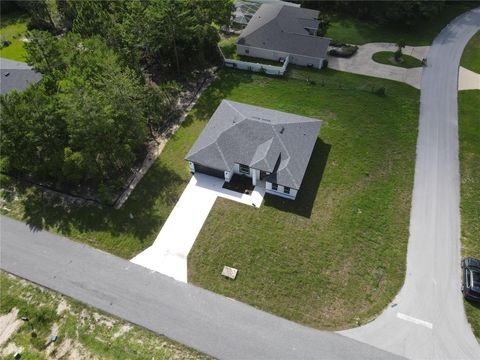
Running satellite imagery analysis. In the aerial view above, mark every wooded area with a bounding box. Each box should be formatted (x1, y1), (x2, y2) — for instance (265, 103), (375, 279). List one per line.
(0, 0), (233, 200)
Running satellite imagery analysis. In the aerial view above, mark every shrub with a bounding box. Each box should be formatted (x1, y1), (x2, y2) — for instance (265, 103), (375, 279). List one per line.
(322, 59), (329, 68)
(328, 45), (359, 58)
(375, 86), (386, 96)
(394, 49), (403, 61)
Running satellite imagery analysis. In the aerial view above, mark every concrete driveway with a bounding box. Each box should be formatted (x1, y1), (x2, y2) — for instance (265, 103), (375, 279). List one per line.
(131, 173), (264, 282)
(340, 8), (480, 359)
(328, 42), (479, 90)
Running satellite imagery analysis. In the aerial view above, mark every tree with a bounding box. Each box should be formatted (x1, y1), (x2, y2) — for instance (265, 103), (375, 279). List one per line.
(395, 39), (406, 61)
(2, 31), (179, 196)
(317, 14), (330, 37)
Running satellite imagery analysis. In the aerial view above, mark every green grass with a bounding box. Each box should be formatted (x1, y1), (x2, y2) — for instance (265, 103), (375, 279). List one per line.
(187, 67), (419, 330)
(0, 271), (209, 359)
(459, 90), (480, 339)
(325, 3), (477, 45)
(461, 32), (480, 73)
(0, 10), (29, 61)
(372, 51), (423, 68)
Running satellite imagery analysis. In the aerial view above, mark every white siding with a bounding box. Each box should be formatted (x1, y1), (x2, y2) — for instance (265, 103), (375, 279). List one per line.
(265, 182), (298, 200)
(237, 44), (324, 69)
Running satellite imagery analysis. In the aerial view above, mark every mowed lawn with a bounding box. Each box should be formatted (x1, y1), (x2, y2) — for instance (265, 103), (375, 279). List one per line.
(0, 10), (29, 61)
(325, 2), (477, 45)
(461, 32), (480, 74)
(372, 51), (423, 69)
(459, 90), (480, 339)
(188, 68), (419, 330)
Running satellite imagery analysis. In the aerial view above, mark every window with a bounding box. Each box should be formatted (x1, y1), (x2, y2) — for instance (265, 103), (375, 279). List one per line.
(284, 186), (290, 194)
(271, 183), (278, 191)
(239, 164), (250, 175)
(245, 49), (250, 54)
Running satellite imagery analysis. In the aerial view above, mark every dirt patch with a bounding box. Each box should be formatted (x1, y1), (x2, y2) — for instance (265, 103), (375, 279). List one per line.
(56, 297), (70, 315)
(112, 324), (132, 339)
(0, 308), (23, 347)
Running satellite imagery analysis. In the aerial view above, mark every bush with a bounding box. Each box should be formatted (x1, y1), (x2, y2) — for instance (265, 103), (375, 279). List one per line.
(328, 45), (359, 58)
(322, 59), (329, 68)
(374, 86), (386, 96)
(330, 40), (347, 47)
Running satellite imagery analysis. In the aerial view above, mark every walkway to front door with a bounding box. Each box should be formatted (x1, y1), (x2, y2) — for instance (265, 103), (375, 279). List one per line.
(131, 173), (265, 282)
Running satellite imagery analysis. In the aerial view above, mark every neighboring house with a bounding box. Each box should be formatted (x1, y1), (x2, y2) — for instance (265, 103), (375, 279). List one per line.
(185, 100), (322, 200)
(236, 3), (330, 69)
(0, 58), (42, 94)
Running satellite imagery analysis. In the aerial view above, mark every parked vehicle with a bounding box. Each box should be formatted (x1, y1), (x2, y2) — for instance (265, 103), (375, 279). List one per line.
(461, 258), (480, 301)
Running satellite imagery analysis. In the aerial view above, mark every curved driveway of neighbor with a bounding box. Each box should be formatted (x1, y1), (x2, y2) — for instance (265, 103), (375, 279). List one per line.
(341, 8), (480, 360)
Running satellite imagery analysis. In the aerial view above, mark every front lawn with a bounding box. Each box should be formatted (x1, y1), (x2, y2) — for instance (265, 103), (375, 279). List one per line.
(372, 51), (423, 68)
(0, 10), (29, 61)
(325, 2), (477, 45)
(0, 271), (209, 359)
(459, 90), (480, 339)
(461, 32), (480, 74)
(188, 68), (419, 330)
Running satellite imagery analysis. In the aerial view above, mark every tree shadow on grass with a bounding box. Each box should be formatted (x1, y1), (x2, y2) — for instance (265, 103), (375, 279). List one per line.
(17, 163), (184, 256)
(264, 139), (331, 218)
(181, 69), (255, 128)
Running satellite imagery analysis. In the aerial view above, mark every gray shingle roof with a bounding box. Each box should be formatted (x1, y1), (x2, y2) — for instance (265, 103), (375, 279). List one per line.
(237, 3), (330, 59)
(185, 100), (322, 189)
(0, 58), (42, 94)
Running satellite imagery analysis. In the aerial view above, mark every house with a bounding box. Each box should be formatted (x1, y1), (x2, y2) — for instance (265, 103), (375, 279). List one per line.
(185, 100), (322, 200)
(236, 3), (330, 69)
(0, 58), (42, 94)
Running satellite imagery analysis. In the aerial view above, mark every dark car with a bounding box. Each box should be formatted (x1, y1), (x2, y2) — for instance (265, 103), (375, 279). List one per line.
(461, 258), (480, 301)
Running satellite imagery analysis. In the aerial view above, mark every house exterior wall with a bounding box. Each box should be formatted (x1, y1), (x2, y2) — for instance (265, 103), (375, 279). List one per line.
(236, 44), (323, 69)
(265, 181), (298, 200)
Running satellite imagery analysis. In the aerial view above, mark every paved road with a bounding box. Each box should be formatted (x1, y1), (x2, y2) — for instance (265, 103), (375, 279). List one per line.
(341, 8), (480, 360)
(0, 216), (400, 360)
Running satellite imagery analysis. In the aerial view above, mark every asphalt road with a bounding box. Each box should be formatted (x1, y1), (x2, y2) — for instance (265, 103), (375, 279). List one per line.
(341, 8), (480, 359)
(0, 216), (400, 360)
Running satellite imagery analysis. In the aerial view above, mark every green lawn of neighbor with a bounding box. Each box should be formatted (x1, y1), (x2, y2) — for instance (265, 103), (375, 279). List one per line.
(0, 271), (209, 359)
(187, 67), (419, 330)
(461, 32), (480, 74)
(0, 10), (29, 61)
(372, 51), (423, 68)
(459, 90), (480, 339)
(325, 2), (477, 45)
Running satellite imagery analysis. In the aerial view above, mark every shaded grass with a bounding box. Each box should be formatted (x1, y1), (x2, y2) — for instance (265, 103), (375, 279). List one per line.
(458, 90), (480, 339)
(0, 271), (209, 359)
(0, 10), (29, 61)
(461, 31), (480, 73)
(325, 3), (477, 45)
(372, 51), (423, 69)
(188, 68), (419, 330)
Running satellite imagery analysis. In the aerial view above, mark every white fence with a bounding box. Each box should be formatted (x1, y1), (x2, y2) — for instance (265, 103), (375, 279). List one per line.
(223, 55), (289, 76)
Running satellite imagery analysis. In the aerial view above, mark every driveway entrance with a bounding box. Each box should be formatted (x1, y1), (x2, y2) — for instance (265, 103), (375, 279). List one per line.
(131, 173), (265, 282)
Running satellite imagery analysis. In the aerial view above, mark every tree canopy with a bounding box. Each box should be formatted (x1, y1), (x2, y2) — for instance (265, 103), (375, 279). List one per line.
(1, 31), (179, 199)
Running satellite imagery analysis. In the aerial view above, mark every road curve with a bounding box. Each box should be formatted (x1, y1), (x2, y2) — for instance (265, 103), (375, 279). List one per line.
(341, 8), (480, 360)
(0, 216), (400, 360)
